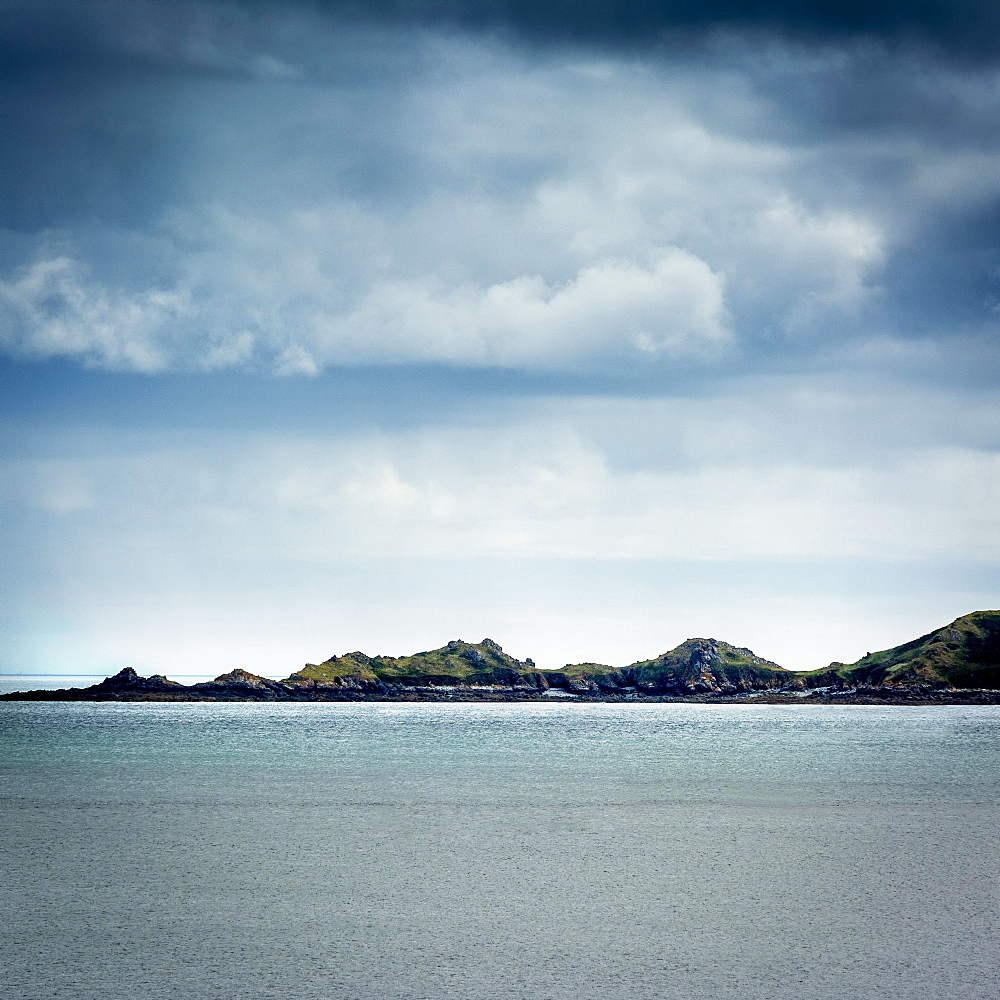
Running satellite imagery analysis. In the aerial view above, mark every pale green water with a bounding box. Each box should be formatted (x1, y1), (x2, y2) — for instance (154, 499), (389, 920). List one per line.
(2, 702), (998, 999)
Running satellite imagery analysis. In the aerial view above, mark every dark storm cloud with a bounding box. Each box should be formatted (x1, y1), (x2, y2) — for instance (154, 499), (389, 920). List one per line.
(0, 74), (180, 233)
(295, 0), (1000, 59)
(5, 0), (1000, 69)
(1, 0), (999, 376)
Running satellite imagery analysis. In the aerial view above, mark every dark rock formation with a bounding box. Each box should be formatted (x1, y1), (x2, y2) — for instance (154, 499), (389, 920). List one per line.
(616, 638), (792, 696)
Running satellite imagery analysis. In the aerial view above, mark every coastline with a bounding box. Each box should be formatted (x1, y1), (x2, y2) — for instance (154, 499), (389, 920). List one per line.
(4, 668), (999, 705)
(7, 611), (999, 705)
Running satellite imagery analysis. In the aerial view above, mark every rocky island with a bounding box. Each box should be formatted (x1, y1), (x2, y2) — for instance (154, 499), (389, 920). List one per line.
(5, 610), (999, 704)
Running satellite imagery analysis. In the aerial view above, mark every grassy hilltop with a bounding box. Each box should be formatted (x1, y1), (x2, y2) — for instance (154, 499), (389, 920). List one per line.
(806, 610), (1000, 690)
(287, 637), (539, 688)
(624, 638), (788, 693)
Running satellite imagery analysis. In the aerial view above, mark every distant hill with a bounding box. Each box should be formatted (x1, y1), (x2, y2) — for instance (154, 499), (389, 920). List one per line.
(285, 635), (791, 696)
(624, 638), (790, 694)
(287, 614), (1000, 695)
(808, 610), (1000, 690)
(5, 611), (999, 702)
(286, 638), (539, 689)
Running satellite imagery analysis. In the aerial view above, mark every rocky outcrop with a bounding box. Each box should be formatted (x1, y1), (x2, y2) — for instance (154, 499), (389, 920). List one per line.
(619, 638), (792, 696)
(0, 666), (299, 702)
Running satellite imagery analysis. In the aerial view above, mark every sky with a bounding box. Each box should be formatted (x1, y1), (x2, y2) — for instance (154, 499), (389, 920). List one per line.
(1, 0), (998, 678)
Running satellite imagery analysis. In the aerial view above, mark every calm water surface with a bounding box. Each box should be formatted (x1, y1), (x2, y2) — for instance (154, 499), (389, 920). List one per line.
(1, 702), (998, 999)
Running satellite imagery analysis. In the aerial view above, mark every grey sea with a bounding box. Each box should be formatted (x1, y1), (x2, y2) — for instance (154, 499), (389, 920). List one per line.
(1, 701), (998, 1000)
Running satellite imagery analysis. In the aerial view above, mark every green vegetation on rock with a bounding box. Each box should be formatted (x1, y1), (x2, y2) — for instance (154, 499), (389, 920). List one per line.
(283, 636), (792, 695)
(286, 638), (535, 687)
(278, 610), (1000, 695)
(810, 610), (1000, 689)
(6, 610), (1000, 702)
(557, 662), (617, 678)
(625, 638), (790, 694)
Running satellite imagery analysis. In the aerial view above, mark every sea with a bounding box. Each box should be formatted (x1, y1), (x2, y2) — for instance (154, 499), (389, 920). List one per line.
(1, 697), (998, 1000)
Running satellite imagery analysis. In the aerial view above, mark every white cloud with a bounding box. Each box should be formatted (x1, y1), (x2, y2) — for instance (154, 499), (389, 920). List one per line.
(329, 248), (730, 366)
(0, 245), (729, 373)
(749, 197), (884, 330)
(0, 257), (186, 372)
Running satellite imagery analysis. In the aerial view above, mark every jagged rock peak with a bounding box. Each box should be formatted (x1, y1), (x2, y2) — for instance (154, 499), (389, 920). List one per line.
(685, 639), (722, 660)
(684, 637), (780, 665)
(443, 638), (504, 652)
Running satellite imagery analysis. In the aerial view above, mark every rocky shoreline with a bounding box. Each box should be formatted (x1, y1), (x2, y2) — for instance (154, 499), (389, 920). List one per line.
(4, 666), (1000, 705)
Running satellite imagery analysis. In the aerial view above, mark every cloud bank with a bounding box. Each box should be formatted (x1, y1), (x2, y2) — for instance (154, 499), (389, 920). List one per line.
(0, 248), (730, 373)
(5, 376), (997, 673)
(7, 2), (992, 378)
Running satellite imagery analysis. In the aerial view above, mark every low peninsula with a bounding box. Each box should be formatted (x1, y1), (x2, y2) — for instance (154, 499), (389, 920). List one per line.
(5, 610), (1000, 704)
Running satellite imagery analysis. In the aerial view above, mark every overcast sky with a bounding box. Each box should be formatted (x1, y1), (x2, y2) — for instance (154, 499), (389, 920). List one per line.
(1, 0), (998, 677)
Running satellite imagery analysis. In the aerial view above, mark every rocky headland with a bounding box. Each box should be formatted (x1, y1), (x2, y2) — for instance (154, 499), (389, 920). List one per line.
(5, 610), (1000, 704)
